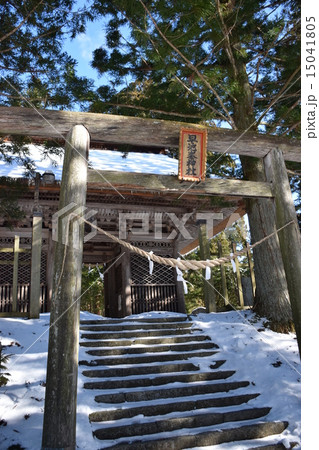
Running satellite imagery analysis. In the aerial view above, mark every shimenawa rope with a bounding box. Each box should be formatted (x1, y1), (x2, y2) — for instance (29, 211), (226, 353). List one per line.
(72, 215), (297, 272)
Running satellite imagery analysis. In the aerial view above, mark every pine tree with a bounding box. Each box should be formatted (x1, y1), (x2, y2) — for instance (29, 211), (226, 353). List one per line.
(0, 343), (10, 387)
(0, 0), (95, 109)
(81, 265), (105, 315)
(184, 219), (251, 313)
(0, 0), (96, 175)
(90, 0), (300, 330)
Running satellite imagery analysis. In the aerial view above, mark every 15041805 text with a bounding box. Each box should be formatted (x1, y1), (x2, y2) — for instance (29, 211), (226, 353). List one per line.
(305, 17), (317, 139)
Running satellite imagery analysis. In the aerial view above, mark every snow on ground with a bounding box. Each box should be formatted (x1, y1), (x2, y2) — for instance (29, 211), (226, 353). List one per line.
(0, 310), (301, 449)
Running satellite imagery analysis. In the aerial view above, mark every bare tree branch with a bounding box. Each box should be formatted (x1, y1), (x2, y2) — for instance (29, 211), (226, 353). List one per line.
(105, 102), (202, 119)
(287, 168), (301, 176)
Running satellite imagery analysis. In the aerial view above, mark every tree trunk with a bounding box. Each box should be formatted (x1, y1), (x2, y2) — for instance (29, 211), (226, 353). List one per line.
(232, 59), (293, 330)
(264, 148), (301, 350)
(240, 156), (293, 329)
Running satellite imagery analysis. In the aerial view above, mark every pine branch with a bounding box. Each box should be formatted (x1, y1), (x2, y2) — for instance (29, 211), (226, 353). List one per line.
(281, 121), (301, 136)
(0, 0), (44, 44)
(173, 75), (229, 123)
(0, 64), (47, 74)
(251, 24), (286, 107)
(0, 4), (91, 55)
(215, 0), (238, 78)
(256, 65), (301, 126)
(268, 99), (301, 133)
(114, 3), (232, 125)
(137, 0), (237, 129)
(0, 27), (64, 54)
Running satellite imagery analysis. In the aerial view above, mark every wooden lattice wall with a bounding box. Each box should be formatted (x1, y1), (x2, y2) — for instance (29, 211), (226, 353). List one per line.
(130, 253), (178, 314)
(0, 236), (48, 313)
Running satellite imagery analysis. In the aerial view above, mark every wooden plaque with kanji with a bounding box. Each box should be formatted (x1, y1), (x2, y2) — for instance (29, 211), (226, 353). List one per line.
(178, 128), (207, 182)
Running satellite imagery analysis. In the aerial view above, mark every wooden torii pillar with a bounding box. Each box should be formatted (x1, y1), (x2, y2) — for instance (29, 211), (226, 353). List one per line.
(264, 148), (301, 353)
(42, 125), (90, 449)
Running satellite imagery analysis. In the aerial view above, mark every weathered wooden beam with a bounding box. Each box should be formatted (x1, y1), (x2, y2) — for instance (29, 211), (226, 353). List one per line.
(0, 247), (29, 252)
(264, 148), (301, 354)
(46, 231), (54, 311)
(232, 242), (244, 309)
(217, 241), (229, 306)
(198, 222), (216, 313)
(0, 106), (300, 162)
(0, 227), (49, 239)
(29, 212), (42, 319)
(42, 124), (89, 449)
(172, 243), (186, 314)
(88, 170), (274, 199)
(246, 243), (256, 299)
(0, 312), (29, 318)
(107, 261), (118, 318)
(121, 249), (132, 317)
(12, 235), (19, 313)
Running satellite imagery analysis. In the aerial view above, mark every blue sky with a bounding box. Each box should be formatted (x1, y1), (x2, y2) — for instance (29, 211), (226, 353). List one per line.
(62, 4), (132, 92)
(63, 20), (106, 88)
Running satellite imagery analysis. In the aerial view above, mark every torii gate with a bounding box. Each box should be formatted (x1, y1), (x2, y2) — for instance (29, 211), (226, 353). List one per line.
(0, 106), (301, 450)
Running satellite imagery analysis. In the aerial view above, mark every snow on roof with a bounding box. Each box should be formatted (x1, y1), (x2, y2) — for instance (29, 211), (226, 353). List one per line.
(0, 145), (178, 179)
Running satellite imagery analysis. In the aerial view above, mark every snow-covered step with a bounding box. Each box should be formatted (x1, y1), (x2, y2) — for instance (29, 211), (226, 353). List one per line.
(82, 361), (226, 378)
(80, 316), (189, 325)
(80, 334), (211, 347)
(80, 321), (192, 332)
(99, 421), (288, 450)
(93, 380), (251, 404)
(79, 314), (288, 448)
(85, 340), (218, 356)
(79, 349), (219, 366)
(83, 370), (236, 390)
(94, 407), (272, 441)
(89, 393), (260, 422)
(80, 327), (200, 340)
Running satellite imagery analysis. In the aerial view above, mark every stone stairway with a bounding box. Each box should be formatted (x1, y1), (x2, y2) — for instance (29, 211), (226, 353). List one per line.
(79, 315), (288, 449)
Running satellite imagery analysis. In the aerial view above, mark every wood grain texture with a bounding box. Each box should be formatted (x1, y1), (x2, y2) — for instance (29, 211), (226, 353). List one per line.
(264, 148), (301, 352)
(0, 106), (300, 162)
(88, 170), (274, 199)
